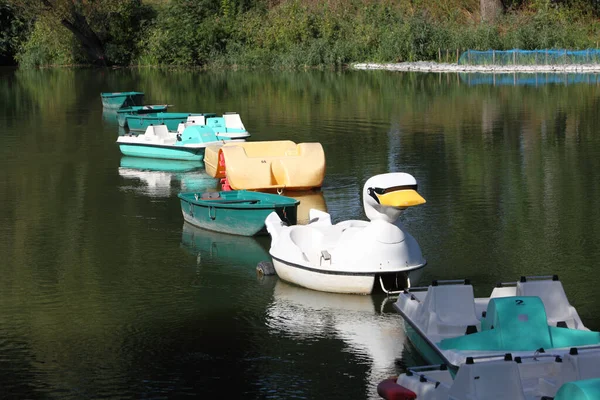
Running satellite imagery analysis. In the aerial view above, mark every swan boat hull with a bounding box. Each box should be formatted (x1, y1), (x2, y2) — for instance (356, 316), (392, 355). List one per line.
(271, 256), (425, 295)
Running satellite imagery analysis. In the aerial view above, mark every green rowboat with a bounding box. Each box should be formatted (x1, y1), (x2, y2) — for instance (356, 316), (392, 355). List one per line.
(101, 91), (144, 110)
(122, 112), (212, 132)
(116, 105), (170, 127)
(179, 191), (299, 236)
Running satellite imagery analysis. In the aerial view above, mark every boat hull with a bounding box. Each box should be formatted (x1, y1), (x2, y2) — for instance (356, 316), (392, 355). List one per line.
(404, 320), (449, 366)
(101, 92), (144, 110)
(271, 257), (424, 295)
(179, 192), (299, 236)
(118, 143), (206, 161)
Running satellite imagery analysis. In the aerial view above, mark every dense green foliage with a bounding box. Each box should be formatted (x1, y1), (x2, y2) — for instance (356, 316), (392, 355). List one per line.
(6, 0), (600, 68)
(0, 1), (29, 65)
(10, 0), (155, 67)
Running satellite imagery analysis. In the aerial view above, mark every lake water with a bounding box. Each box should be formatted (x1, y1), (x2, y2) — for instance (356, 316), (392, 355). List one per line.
(1, 68), (600, 399)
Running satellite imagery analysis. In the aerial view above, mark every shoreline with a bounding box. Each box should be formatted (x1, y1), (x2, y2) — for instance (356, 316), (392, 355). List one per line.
(352, 62), (600, 74)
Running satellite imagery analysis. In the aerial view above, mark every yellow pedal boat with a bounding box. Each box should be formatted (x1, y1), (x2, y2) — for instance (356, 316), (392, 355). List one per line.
(204, 140), (325, 191)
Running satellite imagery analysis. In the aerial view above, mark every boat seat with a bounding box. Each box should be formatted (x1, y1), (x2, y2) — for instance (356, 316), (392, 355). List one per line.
(516, 279), (583, 329)
(223, 113), (245, 130)
(448, 360), (526, 400)
(187, 115), (207, 125)
(421, 284), (480, 337)
(289, 226), (343, 265)
(201, 192), (221, 200)
(144, 125), (171, 142)
(152, 125), (171, 143)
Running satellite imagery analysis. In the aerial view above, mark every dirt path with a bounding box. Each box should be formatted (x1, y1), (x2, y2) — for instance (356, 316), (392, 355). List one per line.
(352, 62), (600, 73)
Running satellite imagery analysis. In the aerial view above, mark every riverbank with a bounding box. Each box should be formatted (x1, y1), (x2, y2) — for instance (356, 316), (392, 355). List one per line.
(352, 62), (600, 74)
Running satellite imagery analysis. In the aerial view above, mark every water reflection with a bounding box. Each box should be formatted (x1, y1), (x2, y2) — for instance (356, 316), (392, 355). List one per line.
(459, 72), (600, 87)
(180, 222), (270, 268)
(2, 67), (600, 398)
(267, 280), (406, 399)
(118, 157), (217, 197)
(102, 110), (119, 125)
(285, 190), (328, 224)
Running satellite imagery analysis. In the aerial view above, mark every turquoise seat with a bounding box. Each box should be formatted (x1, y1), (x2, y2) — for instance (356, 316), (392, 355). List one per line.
(439, 296), (600, 352)
(555, 378), (600, 400)
(176, 125), (218, 146)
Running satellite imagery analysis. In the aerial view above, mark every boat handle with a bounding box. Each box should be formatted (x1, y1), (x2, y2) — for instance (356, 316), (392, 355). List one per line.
(379, 276), (404, 296)
(208, 206), (216, 220)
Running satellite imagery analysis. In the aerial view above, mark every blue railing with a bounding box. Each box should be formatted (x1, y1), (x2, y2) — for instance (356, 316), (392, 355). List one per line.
(458, 49), (600, 65)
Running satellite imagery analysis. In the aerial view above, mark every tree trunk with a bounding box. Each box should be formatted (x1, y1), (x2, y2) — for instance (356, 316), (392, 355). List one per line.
(480, 0), (503, 22)
(61, 11), (108, 66)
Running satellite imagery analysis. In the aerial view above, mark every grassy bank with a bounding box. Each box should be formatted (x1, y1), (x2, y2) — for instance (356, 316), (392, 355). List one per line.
(6, 0), (600, 68)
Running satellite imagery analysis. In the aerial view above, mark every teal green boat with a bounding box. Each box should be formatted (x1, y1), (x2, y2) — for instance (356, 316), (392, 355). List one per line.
(116, 105), (169, 127)
(116, 124), (245, 161)
(178, 190), (299, 236)
(123, 112), (210, 131)
(122, 112), (250, 141)
(101, 91), (144, 110)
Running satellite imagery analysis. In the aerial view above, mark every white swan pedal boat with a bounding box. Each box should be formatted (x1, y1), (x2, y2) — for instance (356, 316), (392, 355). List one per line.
(395, 275), (600, 368)
(265, 172), (427, 295)
(378, 348), (600, 400)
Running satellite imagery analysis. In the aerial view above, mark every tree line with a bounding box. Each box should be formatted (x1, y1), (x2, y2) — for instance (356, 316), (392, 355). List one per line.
(1, 0), (600, 68)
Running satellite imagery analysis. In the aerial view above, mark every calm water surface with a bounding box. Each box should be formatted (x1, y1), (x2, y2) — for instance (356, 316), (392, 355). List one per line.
(1, 68), (600, 399)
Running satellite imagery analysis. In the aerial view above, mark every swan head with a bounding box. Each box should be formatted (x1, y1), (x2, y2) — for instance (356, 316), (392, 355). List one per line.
(363, 173), (426, 223)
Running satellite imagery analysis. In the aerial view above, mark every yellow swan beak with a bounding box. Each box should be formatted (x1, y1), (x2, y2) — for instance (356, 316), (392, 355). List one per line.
(377, 189), (426, 207)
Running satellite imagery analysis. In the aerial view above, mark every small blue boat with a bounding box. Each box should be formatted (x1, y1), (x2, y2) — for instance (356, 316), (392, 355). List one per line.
(101, 91), (145, 110)
(178, 190), (300, 236)
(116, 124), (247, 161)
(116, 105), (170, 127)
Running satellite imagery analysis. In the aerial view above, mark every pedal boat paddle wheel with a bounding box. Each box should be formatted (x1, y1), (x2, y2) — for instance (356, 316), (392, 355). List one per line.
(265, 172), (427, 295)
